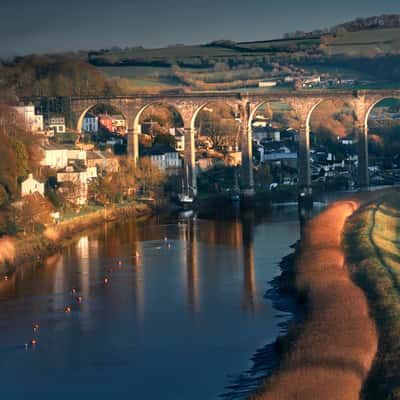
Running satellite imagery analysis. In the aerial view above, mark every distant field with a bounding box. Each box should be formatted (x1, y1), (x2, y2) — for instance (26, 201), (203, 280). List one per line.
(93, 28), (400, 92)
(330, 27), (400, 55)
(99, 66), (173, 78)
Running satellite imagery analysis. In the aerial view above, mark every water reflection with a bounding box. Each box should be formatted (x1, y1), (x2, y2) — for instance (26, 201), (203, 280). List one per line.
(242, 212), (256, 314)
(0, 205), (303, 400)
(179, 217), (200, 313)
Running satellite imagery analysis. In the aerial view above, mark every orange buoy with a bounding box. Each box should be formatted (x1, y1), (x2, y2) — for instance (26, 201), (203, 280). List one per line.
(65, 306), (71, 314)
(30, 339), (37, 346)
(33, 323), (39, 332)
(76, 296), (83, 303)
(103, 277), (109, 285)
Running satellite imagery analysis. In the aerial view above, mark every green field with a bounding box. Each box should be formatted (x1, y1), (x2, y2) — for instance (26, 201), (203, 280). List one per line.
(330, 27), (400, 55)
(92, 27), (400, 93)
(346, 192), (400, 399)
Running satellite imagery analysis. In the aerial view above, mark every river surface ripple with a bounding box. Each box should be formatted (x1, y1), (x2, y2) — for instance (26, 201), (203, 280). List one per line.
(0, 205), (307, 400)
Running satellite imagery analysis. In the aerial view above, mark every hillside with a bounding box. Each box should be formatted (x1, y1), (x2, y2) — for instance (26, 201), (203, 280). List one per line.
(3, 14), (400, 96)
(86, 16), (400, 93)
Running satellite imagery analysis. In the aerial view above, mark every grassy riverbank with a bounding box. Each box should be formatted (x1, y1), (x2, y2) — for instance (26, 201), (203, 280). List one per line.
(345, 192), (400, 399)
(251, 197), (379, 399)
(0, 202), (151, 275)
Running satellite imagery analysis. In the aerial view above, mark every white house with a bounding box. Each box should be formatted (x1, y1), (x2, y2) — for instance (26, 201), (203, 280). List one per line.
(169, 128), (185, 152)
(40, 145), (87, 169)
(13, 105), (44, 132)
(21, 174), (45, 197)
(143, 145), (182, 174)
(46, 116), (66, 134)
(82, 115), (99, 133)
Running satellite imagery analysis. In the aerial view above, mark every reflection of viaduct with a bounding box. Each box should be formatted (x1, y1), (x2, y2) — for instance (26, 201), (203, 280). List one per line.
(33, 89), (400, 195)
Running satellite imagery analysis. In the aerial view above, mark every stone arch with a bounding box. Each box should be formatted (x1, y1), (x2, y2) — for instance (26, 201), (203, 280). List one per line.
(305, 97), (360, 138)
(249, 98), (319, 191)
(364, 96), (400, 129)
(76, 102), (128, 133)
(249, 99), (306, 131)
(189, 100), (239, 132)
(363, 96), (400, 185)
(306, 97), (361, 187)
(133, 102), (185, 133)
(189, 100), (244, 193)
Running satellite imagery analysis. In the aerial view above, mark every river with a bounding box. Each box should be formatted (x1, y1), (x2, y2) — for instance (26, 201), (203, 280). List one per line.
(0, 204), (308, 399)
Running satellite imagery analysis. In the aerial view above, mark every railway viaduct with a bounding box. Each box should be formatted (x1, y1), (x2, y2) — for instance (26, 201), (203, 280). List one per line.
(31, 89), (400, 196)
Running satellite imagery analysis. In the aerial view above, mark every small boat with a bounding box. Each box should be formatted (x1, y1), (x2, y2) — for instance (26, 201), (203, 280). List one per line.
(178, 193), (194, 204)
(178, 164), (195, 205)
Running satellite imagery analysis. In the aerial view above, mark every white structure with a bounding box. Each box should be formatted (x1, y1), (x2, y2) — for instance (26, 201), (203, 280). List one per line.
(258, 80), (277, 88)
(145, 146), (182, 174)
(46, 117), (66, 134)
(21, 174), (44, 197)
(40, 145), (87, 169)
(252, 120), (268, 128)
(57, 165), (97, 205)
(169, 128), (185, 152)
(150, 152), (181, 171)
(13, 105), (44, 132)
(112, 115), (126, 133)
(82, 115), (99, 133)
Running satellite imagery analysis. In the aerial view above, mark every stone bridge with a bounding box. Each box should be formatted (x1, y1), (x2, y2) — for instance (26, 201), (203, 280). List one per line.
(30, 89), (400, 196)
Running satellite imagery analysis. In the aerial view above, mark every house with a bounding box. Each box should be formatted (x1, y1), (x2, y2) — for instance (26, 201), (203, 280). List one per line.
(169, 128), (185, 151)
(86, 150), (120, 173)
(46, 116), (66, 134)
(13, 104), (44, 132)
(82, 114), (99, 133)
(56, 163), (97, 205)
(142, 145), (182, 174)
(112, 115), (126, 134)
(21, 174), (44, 197)
(40, 144), (87, 169)
(98, 114), (114, 132)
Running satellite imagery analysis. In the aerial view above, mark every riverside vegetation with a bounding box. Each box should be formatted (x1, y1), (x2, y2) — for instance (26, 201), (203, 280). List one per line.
(251, 199), (378, 400)
(345, 191), (400, 399)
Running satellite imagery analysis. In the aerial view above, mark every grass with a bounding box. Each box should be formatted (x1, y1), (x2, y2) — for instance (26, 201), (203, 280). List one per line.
(345, 191), (400, 399)
(329, 27), (400, 55)
(250, 199), (378, 399)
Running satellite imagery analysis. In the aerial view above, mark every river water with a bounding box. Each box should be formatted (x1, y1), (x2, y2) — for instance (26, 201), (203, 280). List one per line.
(0, 204), (305, 400)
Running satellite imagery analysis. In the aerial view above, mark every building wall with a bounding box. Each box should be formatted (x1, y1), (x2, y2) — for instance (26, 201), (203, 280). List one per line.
(83, 117), (99, 133)
(41, 149), (87, 169)
(14, 105), (44, 132)
(21, 174), (44, 197)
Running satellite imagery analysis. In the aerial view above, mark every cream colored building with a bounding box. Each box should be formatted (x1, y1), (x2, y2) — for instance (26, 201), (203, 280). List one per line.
(13, 105), (44, 132)
(21, 174), (45, 197)
(40, 145), (87, 169)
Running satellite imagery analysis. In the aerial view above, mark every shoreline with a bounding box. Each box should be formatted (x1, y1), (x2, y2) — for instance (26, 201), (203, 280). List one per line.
(0, 202), (153, 275)
(247, 190), (395, 400)
(345, 191), (400, 398)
